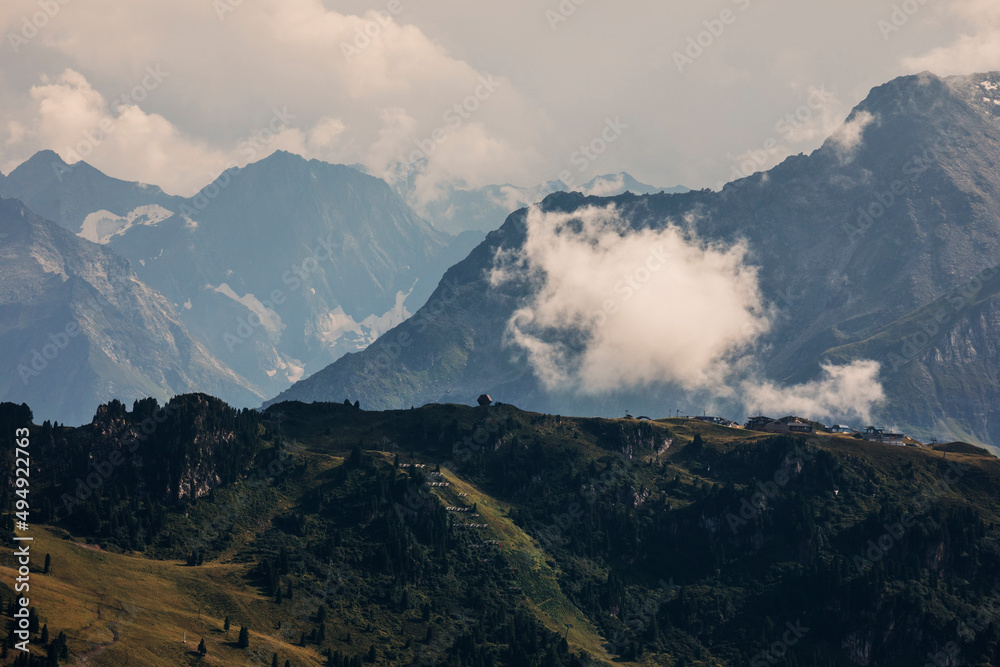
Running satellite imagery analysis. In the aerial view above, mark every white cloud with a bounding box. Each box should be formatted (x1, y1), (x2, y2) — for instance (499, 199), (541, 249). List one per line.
(5, 68), (231, 193)
(826, 110), (876, 164)
(0, 0), (545, 195)
(0, 0), (993, 199)
(577, 174), (626, 197)
(491, 204), (771, 393)
(901, 0), (1000, 75)
(493, 204), (886, 422)
(742, 360), (885, 424)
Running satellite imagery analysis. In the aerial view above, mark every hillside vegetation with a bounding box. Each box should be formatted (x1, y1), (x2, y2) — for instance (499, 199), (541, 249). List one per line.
(2, 397), (1000, 666)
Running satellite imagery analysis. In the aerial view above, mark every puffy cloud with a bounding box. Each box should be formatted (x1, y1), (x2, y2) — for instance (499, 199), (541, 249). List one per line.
(742, 360), (885, 424)
(826, 110), (876, 164)
(493, 204), (886, 423)
(901, 0), (1000, 75)
(6, 68), (231, 193)
(0, 0), (545, 195)
(491, 204), (771, 393)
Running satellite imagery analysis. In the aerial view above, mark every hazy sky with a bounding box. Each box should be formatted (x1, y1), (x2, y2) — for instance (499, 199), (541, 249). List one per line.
(1, 0), (997, 198)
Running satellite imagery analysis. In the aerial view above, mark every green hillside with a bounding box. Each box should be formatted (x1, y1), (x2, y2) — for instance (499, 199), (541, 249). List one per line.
(2, 398), (1000, 666)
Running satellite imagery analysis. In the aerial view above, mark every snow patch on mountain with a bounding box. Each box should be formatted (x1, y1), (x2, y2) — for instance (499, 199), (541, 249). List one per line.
(315, 289), (413, 348)
(210, 283), (285, 338)
(79, 205), (173, 244)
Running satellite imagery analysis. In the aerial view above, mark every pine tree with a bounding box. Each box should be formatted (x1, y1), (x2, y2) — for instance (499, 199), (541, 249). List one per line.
(272, 653), (279, 667)
(43, 554), (51, 574)
(198, 638), (207, 656)
(238, 626), (250, 648)
(367, 644), (377, 662)
(224, 616), (231, 638)
(40, 624), (48, 645)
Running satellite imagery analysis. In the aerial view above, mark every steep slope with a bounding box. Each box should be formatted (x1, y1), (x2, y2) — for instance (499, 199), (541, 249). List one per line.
(101, 151), (469, 400)
(270, 71), (1000, 446)
(0, 197), (260, 424)
(1, 151), (482, 407)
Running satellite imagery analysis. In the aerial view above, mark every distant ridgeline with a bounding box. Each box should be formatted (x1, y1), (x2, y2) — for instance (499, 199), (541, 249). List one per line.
(1, 396), (999, 666)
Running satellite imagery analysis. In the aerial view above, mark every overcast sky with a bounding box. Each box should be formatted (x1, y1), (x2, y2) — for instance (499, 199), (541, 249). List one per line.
(1, 0), (997, 199)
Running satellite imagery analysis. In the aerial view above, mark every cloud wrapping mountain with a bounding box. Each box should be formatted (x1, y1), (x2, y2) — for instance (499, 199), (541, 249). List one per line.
(491, 204), (770, 393)
(492, 204), (887, 421)
(271, 72), (1000, 447)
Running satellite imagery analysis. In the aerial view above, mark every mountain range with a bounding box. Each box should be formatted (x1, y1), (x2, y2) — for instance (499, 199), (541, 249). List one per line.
(0, 149), (690, 423)
(268, 71), (1000, 450)
(0, 152), (481, 417)
(3, 70), (1000, 451)
(382, 164), (689, 234)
